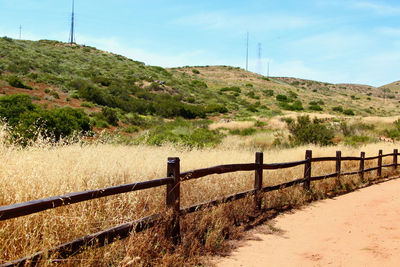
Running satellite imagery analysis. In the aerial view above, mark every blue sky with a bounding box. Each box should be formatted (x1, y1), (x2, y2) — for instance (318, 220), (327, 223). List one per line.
(1, 0), (400, 86)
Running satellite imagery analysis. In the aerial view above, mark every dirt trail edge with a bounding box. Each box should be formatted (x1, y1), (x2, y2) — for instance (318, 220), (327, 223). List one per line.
(213, 178), (400, 267)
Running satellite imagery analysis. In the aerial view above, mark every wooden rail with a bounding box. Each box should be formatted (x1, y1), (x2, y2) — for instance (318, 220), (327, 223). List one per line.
(1, 148), (399, 266)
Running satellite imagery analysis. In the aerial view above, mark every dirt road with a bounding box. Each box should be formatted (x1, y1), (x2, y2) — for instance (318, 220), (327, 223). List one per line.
(214, 178), (400, 267)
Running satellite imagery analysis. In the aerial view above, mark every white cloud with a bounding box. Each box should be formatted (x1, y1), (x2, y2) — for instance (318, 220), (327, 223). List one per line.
(269, 60), (347, 83)
(76, 34), (220, 67)
(352, 1), (400, 15)
(173, 11), (314, 33)
(376, 26), (400, 37)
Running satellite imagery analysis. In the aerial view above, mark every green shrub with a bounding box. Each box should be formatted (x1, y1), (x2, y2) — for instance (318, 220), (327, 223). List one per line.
(186, 96), (195, 103)
(276, 94), (288, 102)
(309, 100), (324, 106)
(101, 107), (119, 126)
(0, 94), (91, 144)
(229, 127), (257, 136)
(7, 75), (32, 89)
(192, 69), (200, 74)
(263, 89), (274, 96)
(254, 120), (266, 127)
(246, 105), (258, 112)
(288, 91), (298, 99)
(279, 100), (304, 111)
(50, 90), (59, 99)
(80, 101), (96, 108)
(246, 91), (260, 99)
(205, 104), (228, 114)
(240, 128), (257, 136)
(287, 116), (334, 146)
(343, 109), (355, 116)
(220, 86), (241, 93)
(332, 106), (343, 113)
(344, 135), (372, 146)
(191, 80), (208, 88)
(309, 104), (323, 111)
(123, 126), (139, 133)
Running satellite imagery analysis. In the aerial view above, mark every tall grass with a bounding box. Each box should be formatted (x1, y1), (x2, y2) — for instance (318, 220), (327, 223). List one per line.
(0, 128), (398, 266)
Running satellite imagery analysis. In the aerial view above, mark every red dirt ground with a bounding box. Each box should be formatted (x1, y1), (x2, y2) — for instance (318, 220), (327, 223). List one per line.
(213, 178), (400, 267)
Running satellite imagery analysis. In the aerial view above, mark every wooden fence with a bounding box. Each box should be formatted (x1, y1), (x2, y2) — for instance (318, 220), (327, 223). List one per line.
(0, 149), (399, 266)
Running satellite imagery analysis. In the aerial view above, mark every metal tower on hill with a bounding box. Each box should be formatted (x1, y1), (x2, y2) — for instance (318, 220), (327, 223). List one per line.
(246, 32), (249, 71)
(257, 42), (263, 75)
(69, 0), (76, 44)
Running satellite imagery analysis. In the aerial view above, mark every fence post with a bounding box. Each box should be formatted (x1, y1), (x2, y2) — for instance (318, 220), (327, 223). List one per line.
(378, 150), (382, 178)
(166, 157), (180, 244)
(254, 152), (263, 210)
(303, 150), (312, 191)
(360, 152), (365, 183)
(336, 151), (342, 184)
(393, 149), (398, 170)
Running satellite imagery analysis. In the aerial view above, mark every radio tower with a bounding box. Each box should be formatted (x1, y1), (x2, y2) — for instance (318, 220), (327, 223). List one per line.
(69, 0), (76, 44)
(256, 43), (263, 75)
(245, 32), (249, 71)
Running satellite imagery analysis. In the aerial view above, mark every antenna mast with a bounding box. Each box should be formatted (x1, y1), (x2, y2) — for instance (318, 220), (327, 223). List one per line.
(19, 25), (22, 39)
(257, 42), (263, 75)
(69, 0), (76, 44)
(246, 32), (249, 71)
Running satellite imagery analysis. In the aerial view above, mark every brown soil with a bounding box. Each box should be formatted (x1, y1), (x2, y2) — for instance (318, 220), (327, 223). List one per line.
(213, 178), (400, 267)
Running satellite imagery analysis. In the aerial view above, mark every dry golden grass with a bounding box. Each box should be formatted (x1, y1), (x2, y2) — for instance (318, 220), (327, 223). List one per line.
(209, 120), (255, 131)
(1, 130), (399, 266)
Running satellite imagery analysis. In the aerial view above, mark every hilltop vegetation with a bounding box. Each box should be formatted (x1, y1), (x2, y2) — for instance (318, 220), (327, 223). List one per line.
(1, 37), (400, 147)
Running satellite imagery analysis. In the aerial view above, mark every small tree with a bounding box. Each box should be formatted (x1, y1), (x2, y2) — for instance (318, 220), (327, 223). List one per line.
(287, 116), (334, 146)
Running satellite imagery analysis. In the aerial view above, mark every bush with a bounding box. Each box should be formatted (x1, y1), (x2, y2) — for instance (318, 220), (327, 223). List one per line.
(332, 106), (343, 113)
(263, 89), (274, 96)
(0, 94), (91, 144)
(276, 94), (288, 102)
(101, 107), (119, 126)
(279, 100), (304, 111)
(309, 104), (323, 111)
(191, 80), (208, 88)
(192, 69), (200, 74)
(343, 109), (355, 116)
(220, 86), (241, 94)
(7, 75), (32, 89)
(50, 90), (59, 99)
(123, 126), (139, 133)
(205, 104), (228, 114)
(287, 116), (334, 146)
(229, 128), (257, 136)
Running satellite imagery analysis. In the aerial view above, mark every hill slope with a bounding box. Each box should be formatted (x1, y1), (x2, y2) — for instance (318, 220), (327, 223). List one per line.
(0, 37), (399, 126)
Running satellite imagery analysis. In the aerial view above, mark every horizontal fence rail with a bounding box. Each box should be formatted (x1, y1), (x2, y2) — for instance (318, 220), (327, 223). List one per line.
(1, 148), (399, 266)
(0, 177), (173, 221)
(180, 163), (256, 180)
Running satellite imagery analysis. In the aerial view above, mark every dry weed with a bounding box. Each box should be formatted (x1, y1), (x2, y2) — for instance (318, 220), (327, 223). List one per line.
(0, 128), (399, 266)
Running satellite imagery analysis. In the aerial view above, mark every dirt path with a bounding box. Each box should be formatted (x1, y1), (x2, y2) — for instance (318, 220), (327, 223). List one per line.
(214, 178), (400, 267)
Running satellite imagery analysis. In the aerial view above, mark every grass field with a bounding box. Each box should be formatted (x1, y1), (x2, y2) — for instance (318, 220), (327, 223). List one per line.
(1, 129), (399, 266)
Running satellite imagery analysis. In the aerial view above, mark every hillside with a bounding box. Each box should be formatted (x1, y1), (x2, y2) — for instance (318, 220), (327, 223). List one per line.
(170, 67), (400, 117)
(1, 37), (399, 120)
(1, 37), (400, 147)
